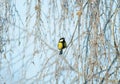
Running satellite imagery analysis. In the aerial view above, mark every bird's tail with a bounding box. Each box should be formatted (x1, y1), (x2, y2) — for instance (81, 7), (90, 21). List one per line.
(59, 50), (63, 55)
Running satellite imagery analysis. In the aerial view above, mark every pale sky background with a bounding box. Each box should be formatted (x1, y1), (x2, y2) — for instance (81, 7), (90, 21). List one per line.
(0, 0), (120, 84)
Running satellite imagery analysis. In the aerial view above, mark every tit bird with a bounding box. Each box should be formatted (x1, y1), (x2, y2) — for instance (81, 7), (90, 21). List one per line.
(58, 38), (67, 55)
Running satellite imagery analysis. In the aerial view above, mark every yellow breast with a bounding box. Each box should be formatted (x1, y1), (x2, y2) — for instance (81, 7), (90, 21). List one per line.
(58, 42), (63, 50)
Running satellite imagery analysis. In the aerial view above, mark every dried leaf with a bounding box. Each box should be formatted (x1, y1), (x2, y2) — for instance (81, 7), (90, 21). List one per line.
(76, 10), (82, 16)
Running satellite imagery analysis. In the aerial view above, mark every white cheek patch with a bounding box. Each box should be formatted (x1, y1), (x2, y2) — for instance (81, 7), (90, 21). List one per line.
(60, 39), (63, 42)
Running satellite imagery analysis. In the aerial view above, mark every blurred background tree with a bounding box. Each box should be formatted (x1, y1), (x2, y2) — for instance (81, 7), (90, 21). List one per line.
(0, 0), (120, 84)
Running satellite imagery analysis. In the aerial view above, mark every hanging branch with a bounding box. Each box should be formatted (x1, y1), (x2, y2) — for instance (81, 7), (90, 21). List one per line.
(100, 30), (120, 84)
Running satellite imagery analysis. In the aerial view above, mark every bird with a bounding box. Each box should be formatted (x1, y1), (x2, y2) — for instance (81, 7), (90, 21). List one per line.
(58, 37), (67, 55)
